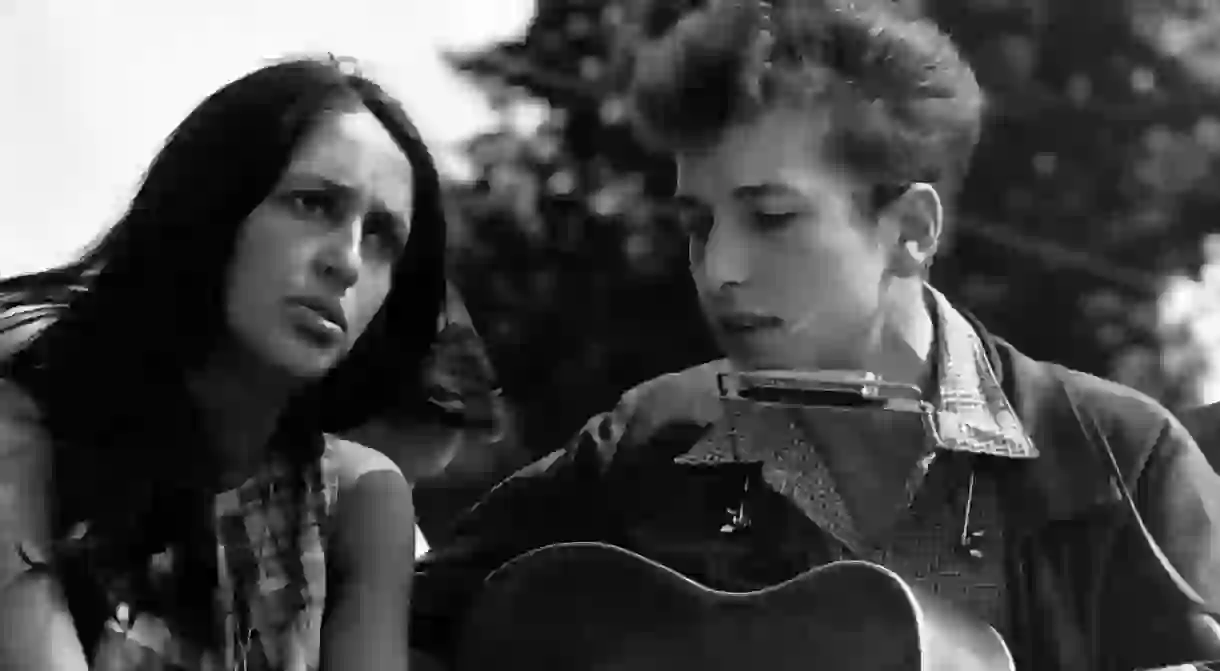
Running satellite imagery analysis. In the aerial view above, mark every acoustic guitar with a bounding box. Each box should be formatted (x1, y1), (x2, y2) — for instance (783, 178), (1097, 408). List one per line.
(455, 541), (1015, 670)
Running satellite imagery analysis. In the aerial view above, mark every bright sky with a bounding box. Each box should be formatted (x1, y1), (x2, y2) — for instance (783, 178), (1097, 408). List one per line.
(0, 0), (533, 276)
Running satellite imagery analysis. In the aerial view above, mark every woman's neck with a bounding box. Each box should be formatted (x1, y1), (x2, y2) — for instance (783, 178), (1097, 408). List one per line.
(188, 345), (296, 488)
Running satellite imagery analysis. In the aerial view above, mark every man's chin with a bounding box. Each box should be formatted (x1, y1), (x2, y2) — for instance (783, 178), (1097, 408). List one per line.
(721, 342), (867, 373)
(720, 344), (791, 372)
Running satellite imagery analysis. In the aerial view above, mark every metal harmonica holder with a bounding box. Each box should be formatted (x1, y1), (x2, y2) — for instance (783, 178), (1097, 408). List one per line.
(716, 369), (933, 416)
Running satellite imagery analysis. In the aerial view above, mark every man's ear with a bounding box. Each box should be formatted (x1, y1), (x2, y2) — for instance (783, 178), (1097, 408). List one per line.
(882, 182), (943, 277)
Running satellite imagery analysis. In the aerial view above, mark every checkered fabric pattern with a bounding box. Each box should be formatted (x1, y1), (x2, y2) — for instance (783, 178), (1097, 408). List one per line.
(92, 447), (339, 671)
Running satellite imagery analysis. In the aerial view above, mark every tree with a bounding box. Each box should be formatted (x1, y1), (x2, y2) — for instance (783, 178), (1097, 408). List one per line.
(927, 0), (1220, 392)
(443, 1), (719, 462)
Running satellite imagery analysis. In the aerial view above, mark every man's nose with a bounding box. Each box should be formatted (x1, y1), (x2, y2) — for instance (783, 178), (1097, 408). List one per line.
(700, 217), (750, 288)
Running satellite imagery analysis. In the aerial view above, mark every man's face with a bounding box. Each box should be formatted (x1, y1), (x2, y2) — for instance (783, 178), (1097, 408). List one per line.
(675, 106), (925, 371)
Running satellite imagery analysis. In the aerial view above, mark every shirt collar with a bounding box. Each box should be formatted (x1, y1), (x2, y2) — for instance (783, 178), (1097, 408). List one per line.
(927, 284), (1038, 459)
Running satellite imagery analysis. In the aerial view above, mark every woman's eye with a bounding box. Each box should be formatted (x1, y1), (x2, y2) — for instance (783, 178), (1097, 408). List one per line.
(287, 190), (336, 218)
(364, 212), (409, 258)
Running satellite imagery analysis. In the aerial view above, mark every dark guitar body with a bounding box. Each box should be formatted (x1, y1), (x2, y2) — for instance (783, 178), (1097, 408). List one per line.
(455, 542), (1014, 671)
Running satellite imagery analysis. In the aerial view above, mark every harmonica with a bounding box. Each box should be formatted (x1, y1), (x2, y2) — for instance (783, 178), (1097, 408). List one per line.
(716, 369), (931, 414)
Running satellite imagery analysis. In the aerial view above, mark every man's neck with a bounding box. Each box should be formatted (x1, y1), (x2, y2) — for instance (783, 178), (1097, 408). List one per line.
(866, 278), (936, 393)
(795, 279), (939, 539)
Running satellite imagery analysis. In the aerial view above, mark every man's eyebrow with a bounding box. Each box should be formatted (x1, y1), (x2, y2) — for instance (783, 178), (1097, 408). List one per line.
(731, 183), (802, 201)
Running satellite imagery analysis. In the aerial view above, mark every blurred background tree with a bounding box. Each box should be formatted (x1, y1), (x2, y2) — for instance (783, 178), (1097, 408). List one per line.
(418, 0), (1220, 534)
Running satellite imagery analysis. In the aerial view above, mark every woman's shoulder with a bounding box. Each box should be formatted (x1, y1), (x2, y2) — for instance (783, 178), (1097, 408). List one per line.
(0, 379), (54, 584)
(0, 378), (50, 474)
(318, 435), (415, 576)
(0, 378), (42, 426)
(322, 434), (405, 492)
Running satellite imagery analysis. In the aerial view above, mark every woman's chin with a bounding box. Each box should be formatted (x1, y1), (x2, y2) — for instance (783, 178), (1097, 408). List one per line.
(265, 342), (344, 381)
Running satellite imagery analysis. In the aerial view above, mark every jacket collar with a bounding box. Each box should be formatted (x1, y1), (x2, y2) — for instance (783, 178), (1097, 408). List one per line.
(629, 289), (1125, 529)
(927, 285), (1038, 459)
(958, 306), (1124, 530)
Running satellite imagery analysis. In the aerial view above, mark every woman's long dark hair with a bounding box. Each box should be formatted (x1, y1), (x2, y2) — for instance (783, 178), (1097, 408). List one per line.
(0, 56), (447, 655)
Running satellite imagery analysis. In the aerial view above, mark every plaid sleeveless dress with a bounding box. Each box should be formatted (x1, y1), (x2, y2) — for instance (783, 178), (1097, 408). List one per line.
(91, 443), (340, 671)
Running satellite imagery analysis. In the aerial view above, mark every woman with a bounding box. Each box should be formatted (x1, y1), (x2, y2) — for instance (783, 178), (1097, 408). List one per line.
(0, 55), (446, 670)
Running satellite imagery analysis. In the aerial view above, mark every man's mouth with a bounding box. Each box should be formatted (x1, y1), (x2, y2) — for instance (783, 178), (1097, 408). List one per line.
(717, 313), (785, 334)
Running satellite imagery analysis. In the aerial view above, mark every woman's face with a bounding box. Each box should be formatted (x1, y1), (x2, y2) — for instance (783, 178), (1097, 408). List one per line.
(224, 108), (414, 380)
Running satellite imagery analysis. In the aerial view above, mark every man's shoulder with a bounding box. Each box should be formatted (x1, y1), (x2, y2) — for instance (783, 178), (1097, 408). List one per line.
(575, 359), (731, 460)
(1058, 361), (1177, 433)
(998, 340), (1184, 476)
(617, 360), (729, 429)
(501, 361), (730, 485)
(1178, 402), (1220, 470)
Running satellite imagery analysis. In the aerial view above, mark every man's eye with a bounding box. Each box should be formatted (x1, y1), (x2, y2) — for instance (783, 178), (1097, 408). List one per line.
(753, 211), (797, 229)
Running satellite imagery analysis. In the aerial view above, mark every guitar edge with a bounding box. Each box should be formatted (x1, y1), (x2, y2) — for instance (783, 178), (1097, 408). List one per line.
(456, 542), (1014, 671)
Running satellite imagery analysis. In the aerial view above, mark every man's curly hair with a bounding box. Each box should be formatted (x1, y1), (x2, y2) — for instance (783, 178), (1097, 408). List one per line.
(617, 0), (985, 210)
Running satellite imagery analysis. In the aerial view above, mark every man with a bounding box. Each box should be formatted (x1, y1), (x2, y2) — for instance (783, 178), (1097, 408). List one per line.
(411, 1), (1220, 669)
